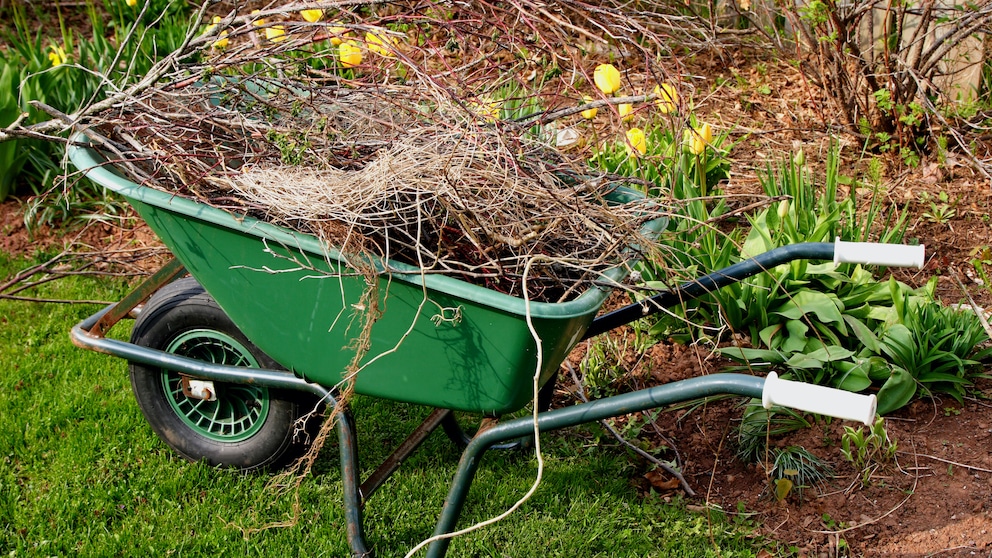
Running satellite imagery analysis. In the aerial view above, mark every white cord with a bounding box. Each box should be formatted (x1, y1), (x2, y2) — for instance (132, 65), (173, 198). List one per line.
(403, 256), (546, 557)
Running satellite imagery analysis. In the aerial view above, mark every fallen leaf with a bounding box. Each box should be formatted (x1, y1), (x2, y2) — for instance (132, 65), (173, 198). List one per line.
(645, 470), (680, 491)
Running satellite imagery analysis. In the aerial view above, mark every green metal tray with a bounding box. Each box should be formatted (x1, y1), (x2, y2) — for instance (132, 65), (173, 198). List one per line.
(68, 139), (666, 414)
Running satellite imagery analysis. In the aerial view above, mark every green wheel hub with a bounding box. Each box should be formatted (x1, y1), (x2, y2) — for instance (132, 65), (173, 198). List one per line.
(163, 329), (270, 442)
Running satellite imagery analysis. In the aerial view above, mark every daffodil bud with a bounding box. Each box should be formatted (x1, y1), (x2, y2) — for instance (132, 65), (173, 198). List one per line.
(687, 122), (712, 155)
(618, 103), (634, 122)
(327, 21), (349, 45)
(653, 83), (678, 115)
(625, 128), (647, 156)
(338, 40), (362, 68)
(300, 9), (323, 22)
(212, 31), (229, 49)
(580, 96), (597, 119)
(777, 199), (790, 220)
(593, 64), (621, 95)
(266, 25), (287, 43)
(365, 31), (397, 57)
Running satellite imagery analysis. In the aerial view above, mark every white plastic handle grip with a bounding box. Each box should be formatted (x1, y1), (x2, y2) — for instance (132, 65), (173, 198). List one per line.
(833, 238), (925, 269)
(762, 372), (877, 426)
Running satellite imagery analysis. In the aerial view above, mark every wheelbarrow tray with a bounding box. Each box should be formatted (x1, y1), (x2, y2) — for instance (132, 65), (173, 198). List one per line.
(69, 140), (666, 414)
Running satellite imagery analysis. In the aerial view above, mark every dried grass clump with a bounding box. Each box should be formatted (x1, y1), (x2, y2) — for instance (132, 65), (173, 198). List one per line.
(95, 82), (661, 300)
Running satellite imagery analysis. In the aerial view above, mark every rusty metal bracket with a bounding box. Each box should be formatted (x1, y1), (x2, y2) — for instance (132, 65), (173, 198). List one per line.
(88, 257), (185, 338)
(359, 408), (452, 502)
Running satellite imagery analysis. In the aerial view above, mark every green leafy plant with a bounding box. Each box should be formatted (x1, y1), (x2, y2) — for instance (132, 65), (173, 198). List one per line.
(919, 191), (958, 225)
(694, 145), (987, 415)
(736, 400), (811, 464)
(769, 445), (834, 501)
(873, 282), (992, 412)
(0, 0), (190, 217)
(840, 417), (897, 487)
(589, 114), (736, 342)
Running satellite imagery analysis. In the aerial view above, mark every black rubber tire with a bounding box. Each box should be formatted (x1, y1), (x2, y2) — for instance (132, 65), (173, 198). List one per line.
(129, 276), (315, 472)
(440, 371), (558, 449)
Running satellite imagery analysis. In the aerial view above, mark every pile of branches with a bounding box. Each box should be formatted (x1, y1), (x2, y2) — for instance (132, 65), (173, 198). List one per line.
(77, 1), (682, 301)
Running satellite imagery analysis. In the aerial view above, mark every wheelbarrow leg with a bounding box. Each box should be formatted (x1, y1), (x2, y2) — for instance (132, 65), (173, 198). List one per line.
(424, 374), (767, 558)
(336, 405), (373, 558)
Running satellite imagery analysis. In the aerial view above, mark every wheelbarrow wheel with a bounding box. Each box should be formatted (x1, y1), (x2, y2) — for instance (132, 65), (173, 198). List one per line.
(128, 277), (317, 472)
(440, 372), (558, 450)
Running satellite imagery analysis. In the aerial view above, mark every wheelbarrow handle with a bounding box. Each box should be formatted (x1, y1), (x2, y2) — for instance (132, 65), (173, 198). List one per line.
(584, 240), (926, 339)
(832, 238), (925, 268)
(763, 371), (876, 425)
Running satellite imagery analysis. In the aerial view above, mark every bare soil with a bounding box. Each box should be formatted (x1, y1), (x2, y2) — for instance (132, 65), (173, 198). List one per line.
(2, 44), (992, 558)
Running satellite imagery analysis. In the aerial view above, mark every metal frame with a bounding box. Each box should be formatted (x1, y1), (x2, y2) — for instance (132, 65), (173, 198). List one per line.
(70, 242), (842, 558)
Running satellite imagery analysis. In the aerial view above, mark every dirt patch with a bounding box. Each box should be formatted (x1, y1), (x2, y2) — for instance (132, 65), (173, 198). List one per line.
(0, 198), (161, 259)
(612, 353), (992, 558)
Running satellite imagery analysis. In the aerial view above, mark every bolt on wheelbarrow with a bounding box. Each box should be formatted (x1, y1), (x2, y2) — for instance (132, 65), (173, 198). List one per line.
(67, 136), (925, 557)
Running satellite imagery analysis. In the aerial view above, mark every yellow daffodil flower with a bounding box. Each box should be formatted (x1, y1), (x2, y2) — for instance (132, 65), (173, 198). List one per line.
(212, 31), (229, 49)
(687, 122), (713, 155)
(266, 25), (287, 43)
(48, 45), (68, 67)
(625, 128), (647, 157)
(593, 64), (621, 95)
(580, 95), (597, 119)
(301, 9), (323, 22)
(205, 15), (220, 32)
(365, 31), (396, 56)
(251, 9), (265, 26)
(653, 83), (678, 114)
(205, 16), (229, 49)
(338, 40), (362, 68)
(618, 103), (634, 122)
(125, 0), (137, 7)
(327, 21), (349, 45)
(469, 99), (501, 122)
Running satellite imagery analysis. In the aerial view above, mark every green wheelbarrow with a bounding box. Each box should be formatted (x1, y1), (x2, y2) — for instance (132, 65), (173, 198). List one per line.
(67, 136), (924, 557)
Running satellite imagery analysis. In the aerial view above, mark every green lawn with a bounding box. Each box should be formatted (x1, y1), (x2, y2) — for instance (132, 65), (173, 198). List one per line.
(0, 250), (773, 557)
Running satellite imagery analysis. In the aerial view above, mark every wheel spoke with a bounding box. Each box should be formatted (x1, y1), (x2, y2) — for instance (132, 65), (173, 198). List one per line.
(161, 329), (270, 442)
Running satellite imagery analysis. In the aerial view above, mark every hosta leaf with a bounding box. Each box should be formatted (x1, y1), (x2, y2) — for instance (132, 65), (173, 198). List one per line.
(783, 320), (809, 353)
(759, 324), (784, 349)
(876, 367), (917, 415)
(843, 314), (880, 352)
(785, 352), (826, 369)
(811, 321), (844, 346)
(917, 372), (971, 385)
(866, 357), (893, 381)
(804, 345), (855, 362)
(773, 290), (846, 329)
(717, 347), (786, 364)
(834, 361), (872, 392)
